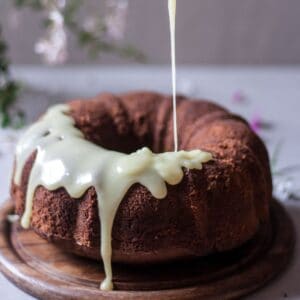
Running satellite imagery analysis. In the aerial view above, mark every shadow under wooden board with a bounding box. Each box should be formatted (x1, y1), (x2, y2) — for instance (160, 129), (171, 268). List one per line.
(0, 199), (295, 300)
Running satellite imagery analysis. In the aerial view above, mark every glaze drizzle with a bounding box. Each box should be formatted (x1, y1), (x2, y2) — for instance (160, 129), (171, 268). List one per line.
(14, 104), (212, 291)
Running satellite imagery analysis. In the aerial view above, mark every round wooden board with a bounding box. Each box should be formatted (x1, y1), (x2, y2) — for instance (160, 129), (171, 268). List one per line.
(0, 199), (295, 300)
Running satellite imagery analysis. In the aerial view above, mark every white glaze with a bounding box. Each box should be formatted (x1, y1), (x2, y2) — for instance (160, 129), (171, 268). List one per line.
(168, 0), (178, 151)
(14, 104), (212, 291)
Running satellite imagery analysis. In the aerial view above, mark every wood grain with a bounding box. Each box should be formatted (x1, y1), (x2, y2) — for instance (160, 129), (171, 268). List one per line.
(0, 199), (295, 299)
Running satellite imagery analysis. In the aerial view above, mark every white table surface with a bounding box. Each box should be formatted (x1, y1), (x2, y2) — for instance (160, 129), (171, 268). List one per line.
(0, 65), (299, 299)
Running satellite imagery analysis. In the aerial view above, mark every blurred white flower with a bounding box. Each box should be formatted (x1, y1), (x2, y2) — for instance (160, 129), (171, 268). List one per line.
(105, 0), (129, 41)
(35, 2), (67, 65)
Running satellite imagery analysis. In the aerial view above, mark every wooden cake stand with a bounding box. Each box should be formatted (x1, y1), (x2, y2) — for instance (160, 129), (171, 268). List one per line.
(0, 199), (295, 300)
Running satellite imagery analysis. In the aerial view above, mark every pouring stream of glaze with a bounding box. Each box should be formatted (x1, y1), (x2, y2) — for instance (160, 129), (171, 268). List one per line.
(168, 0), (178, 151)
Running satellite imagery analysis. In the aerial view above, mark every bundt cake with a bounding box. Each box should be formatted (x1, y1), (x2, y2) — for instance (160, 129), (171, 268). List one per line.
(11, 91), (272, 290)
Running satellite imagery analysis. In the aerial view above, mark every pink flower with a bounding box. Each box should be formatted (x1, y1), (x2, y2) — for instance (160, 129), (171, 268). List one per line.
(105, 0), (129, 41)
(231, 90), (246, 104)
(250, 114), (263, 133)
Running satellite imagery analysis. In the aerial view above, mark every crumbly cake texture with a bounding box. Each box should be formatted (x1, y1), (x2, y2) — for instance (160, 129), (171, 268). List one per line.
(11, 91), (272, 264)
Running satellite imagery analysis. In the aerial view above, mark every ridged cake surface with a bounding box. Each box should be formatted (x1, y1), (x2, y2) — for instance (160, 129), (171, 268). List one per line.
(11, 91), (272, 263)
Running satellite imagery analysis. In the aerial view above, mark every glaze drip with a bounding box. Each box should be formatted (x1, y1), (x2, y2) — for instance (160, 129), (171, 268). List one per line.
(14, 104), (212, 291)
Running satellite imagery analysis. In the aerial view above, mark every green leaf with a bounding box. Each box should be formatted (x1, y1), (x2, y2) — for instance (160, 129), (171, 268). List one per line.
(0, 24), (23, 128)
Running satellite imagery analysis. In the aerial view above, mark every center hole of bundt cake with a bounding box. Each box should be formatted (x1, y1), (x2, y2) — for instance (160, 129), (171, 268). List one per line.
(75, 120), (156, 154)
(89, 133), (155, 154)
(70, 98), (167, 154)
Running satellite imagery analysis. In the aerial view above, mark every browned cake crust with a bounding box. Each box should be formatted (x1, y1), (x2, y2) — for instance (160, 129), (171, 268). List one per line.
(11, 91), (272, 264)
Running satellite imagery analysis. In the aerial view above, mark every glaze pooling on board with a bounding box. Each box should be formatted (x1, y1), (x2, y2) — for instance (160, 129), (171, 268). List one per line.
(14, 104), (212, 291)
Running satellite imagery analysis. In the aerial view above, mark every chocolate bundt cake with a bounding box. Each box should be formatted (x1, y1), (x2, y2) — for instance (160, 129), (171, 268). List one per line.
(11, 91), (272, 265)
